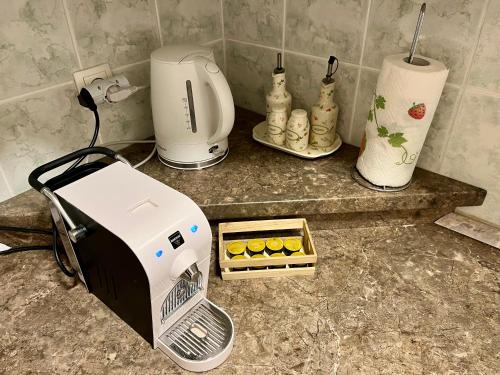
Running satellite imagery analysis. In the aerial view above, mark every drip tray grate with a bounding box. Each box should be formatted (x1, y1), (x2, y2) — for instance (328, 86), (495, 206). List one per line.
(159, 299), (233, 361)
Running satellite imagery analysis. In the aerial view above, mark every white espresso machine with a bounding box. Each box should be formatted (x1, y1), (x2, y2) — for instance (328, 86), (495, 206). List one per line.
(28, 147), (234, 372)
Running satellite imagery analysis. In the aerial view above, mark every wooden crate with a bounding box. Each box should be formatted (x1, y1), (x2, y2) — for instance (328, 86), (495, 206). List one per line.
(218, 218), (317, 280)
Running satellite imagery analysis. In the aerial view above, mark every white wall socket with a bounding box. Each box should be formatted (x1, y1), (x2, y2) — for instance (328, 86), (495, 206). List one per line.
(73, 63), (112, 92)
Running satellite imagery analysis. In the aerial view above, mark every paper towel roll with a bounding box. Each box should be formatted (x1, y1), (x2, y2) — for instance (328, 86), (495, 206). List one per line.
(356, 53), (449, 187)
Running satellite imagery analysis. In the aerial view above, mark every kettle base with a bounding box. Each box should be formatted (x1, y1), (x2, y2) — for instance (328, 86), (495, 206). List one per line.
(158, 149), (229, 170)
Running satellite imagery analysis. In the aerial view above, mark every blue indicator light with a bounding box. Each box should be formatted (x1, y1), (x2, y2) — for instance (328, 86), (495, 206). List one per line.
(155, 249), (163, 258)
(191, 225), (199, 233)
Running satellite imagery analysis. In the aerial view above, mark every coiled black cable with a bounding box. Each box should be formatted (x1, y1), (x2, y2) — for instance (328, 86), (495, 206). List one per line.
(0, 222), (75, 277)
(51, 221), (75, 277)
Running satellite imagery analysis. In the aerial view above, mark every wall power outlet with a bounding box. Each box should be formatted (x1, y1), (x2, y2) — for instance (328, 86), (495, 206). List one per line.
(73, 63), (112, 92)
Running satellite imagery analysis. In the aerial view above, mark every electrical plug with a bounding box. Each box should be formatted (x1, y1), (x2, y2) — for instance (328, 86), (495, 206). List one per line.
(81, 75), (147, 105)
(106, 86), (140, 103)
(77, 87), (97, 111)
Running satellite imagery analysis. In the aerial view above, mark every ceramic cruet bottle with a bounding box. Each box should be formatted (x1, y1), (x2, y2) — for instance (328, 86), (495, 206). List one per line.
(266, 52), (292, 117)
(310, 56), (339, 148)
(286, 109), (310, 151)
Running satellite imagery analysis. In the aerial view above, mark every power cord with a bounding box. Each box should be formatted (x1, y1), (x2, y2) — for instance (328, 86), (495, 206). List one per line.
(1, 89), (156, 275)
(0, 226), (51, 235)
(65, 88), (100, 172)
(99, 139), (156, 168)
(0, 221), (75, 277)
(51, 221), (75, 277)
(0, 245), (52, 254)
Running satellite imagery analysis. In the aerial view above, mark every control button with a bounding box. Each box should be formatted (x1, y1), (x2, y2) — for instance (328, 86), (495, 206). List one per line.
(205, 62), (219, 74)
(155, 249), (163, 258)
(191, 225), (199, 233)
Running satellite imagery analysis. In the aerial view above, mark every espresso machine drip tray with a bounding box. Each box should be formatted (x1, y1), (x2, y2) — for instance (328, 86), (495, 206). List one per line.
(158, 299), (234, 371)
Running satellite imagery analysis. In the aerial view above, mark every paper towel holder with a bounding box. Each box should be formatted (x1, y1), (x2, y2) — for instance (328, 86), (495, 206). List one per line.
(403, 56), (430, 67)
(351, 166), (412, 192)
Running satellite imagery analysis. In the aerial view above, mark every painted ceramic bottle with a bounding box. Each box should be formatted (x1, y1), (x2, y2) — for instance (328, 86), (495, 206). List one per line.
(310, 56), (339, 148)
(310, 82), (338, 148)
(286, 109), (310, 151)
(267, 104), (287, 145)
(266, 53), (292, 117)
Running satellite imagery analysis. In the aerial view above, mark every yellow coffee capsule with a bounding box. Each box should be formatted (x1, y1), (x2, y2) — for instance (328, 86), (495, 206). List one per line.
(250, 253), (266, 269)
(289, 250), (306, 267)
(266, 237), (284, 255)
(284, 238), (302, 256)
(290, 251), (305, 256)
(231, 254), (247, 271)
(270, 252), (286, 268)
(227, 241), (246, 258)
(247, 239), (265, 256)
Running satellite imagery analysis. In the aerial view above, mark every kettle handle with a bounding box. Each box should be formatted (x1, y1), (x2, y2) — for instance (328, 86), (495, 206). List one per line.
(195, 57), (235, 145)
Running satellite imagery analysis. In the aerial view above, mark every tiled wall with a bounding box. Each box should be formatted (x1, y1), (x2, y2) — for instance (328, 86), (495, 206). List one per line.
(0, 0), (224, 201)
(1, 0), (499, 227)
(223, 0), (500, 227)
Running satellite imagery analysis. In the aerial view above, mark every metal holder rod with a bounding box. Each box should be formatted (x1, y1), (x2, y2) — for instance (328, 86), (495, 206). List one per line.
(408, 3), (426, 64)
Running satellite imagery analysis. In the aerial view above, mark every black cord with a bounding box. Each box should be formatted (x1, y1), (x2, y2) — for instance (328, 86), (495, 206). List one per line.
(51, 220), (75, 277)
(64, 88), (100, 173)
(65, 108), (100, 172)
(0, 222), (75, 277)
(0, 88), (96, 274)
(0, 245), (52, 255)
(0, 226), (52, 235)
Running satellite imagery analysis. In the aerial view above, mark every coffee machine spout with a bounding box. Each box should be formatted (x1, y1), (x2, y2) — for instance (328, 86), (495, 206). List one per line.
(180, 263), (202, 284)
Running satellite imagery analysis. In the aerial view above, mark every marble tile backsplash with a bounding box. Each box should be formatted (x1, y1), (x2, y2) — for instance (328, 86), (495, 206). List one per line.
(286, 0), (369, 65)
(224, 0), (283, 48)
(158, 0), (222, 44)
(223, 0), (500, 226)
(0, 1), (78, 100)
(441, 92), (500, 225)
(226, 41), (277, 114)
(66, 0), (160, 67)
(0, 0), (223, 199)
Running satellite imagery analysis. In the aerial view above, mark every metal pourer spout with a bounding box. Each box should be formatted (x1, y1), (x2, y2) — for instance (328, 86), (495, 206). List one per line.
(323, 55), (338, 84)
(274, 52), (285, 74)
(181, 263), (202, 284)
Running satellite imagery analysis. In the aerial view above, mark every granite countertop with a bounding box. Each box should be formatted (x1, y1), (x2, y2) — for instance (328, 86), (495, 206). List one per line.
(0, 107), (496, 374)
(1, 222), (498, 374)
(0, 108), (485, 228)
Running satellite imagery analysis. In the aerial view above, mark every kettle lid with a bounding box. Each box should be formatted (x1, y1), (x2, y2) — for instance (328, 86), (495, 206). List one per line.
(151, 44), (212, 63)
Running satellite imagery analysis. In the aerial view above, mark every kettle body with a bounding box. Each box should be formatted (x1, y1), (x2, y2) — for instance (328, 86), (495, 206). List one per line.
(151, 45), (235, 169)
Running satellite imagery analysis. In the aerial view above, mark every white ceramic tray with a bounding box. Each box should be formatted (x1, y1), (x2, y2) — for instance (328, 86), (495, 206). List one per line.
(252, 121), (342, 159)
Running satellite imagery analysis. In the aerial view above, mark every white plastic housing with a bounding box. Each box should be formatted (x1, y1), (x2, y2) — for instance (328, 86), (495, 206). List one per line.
(151, 45), (235, 169)
(55, 162), (212, 341)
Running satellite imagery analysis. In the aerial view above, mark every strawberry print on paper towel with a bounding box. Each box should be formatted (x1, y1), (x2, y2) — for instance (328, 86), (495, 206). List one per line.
(408, 103), (426, 120)
(366, 93), (417, 165)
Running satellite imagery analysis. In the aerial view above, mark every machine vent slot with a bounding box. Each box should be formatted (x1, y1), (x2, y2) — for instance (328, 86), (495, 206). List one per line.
(161, 277), (203, 323)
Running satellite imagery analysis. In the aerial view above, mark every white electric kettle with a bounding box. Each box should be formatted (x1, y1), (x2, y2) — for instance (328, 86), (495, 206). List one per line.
(151, 45), (235, 169)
